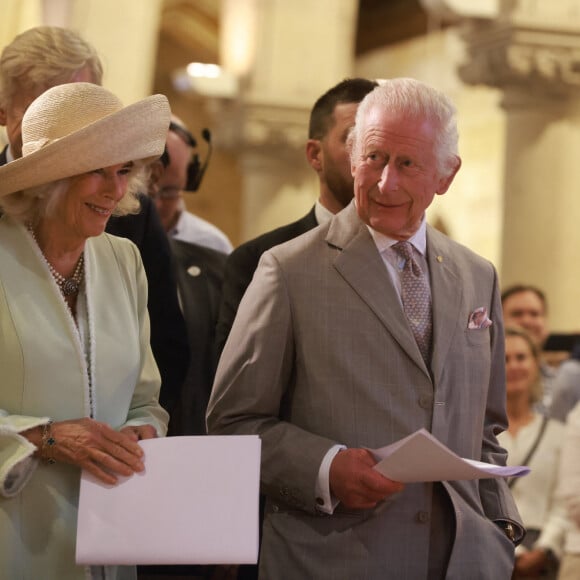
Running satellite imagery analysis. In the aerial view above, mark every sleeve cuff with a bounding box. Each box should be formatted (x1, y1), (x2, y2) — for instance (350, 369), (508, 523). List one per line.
(314, 444), (345, 514)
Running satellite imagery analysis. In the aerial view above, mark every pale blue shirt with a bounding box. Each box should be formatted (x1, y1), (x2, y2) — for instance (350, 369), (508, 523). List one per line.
(315, 216), (430, 514)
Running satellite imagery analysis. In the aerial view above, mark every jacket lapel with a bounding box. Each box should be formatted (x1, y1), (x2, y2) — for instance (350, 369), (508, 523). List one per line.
(328, 203), (429, 376)
(427, 226), (464, 386)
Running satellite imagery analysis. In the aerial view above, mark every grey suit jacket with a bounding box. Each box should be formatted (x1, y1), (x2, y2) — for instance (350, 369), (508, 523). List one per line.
(207, 202), (522, 579)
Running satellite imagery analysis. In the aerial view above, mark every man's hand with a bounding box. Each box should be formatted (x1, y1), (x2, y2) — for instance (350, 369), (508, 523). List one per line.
(329, 448), (404, 509)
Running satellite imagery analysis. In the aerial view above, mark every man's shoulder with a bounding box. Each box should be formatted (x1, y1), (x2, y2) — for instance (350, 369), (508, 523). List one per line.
(427, 225), (495, 272)
(176, 210), (232, 252)
(171, 237), (227, 268)
(228, 208), (318, 265)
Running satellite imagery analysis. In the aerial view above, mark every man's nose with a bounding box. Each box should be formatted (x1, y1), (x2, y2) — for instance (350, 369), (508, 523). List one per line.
(378, 163), (398, 192)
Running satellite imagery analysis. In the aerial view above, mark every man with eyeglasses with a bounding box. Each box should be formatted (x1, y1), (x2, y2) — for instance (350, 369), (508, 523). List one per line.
(151, 119), (232, 255)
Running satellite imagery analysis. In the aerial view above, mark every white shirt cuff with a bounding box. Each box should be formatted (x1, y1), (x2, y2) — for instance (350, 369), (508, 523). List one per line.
(315, 444), (345, 514)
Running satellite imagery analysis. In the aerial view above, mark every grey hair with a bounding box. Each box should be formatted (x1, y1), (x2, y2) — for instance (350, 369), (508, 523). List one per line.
(0, 161), (148, 226)
(0, 26), (103, 108)
(347, 78), (459, 176)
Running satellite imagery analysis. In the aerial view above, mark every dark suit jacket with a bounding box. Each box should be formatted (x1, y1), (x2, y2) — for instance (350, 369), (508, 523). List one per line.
(215, 207), (318, 355)
(106, 195), (189, 414)
(169, 238), (226, 435)
(0, 146), (7, 166)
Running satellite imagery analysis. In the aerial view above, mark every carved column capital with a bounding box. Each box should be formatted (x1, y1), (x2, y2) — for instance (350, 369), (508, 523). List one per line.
(207, 97), (308, 157)
(459, 19), (580, 98)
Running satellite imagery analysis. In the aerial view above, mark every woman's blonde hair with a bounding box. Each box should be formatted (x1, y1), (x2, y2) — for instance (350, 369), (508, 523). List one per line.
(505, 325), (543, 404)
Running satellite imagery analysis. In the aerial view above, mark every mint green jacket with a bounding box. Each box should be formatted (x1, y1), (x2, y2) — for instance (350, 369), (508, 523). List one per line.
(0, 216), (168, 580)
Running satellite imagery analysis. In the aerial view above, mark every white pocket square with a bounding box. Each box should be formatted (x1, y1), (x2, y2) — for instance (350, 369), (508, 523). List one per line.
(467, 307), (492, 329)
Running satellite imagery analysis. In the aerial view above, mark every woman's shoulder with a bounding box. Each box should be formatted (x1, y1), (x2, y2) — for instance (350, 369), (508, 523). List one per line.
(540, 414), (567, 447)
(92, 232), (138, 254)
(89, 232), (141, 270)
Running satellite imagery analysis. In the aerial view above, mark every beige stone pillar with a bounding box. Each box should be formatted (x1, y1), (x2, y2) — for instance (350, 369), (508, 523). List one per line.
(427, 0), (580, 331)
(214, 0), (358, 241)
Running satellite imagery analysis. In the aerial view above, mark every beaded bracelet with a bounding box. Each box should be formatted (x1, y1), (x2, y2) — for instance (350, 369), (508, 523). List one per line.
(41, 420), (56, 465)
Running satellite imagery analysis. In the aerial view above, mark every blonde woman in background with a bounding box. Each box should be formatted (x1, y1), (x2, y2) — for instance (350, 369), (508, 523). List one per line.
(500, 326), (567, 579)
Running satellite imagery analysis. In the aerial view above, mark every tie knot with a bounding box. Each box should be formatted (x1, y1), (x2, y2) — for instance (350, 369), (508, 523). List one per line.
(393, 241), (421, 276)
(393, 241), (414, 261)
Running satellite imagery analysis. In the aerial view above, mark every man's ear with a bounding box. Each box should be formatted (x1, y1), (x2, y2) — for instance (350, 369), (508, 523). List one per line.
(306, 139), (322, 172)
(0, 107), (7, 126)
(436, 155), (461, 195)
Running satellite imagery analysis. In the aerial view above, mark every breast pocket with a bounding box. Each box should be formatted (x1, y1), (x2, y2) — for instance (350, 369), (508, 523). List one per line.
(465, 329), (490, 347)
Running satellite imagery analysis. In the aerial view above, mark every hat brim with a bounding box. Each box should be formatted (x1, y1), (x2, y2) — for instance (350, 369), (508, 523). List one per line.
(0, 94), (170, 197)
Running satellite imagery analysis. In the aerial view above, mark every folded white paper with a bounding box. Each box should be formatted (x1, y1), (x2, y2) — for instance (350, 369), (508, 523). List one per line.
(76, 435), (261, 565)
(371, 429), (530, 482)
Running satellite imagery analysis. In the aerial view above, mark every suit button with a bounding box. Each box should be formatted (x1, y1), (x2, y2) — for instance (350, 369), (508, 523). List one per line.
(418, 394), (432, 409)
(416, 511), (430, 524)
(272, 504), (279, 513)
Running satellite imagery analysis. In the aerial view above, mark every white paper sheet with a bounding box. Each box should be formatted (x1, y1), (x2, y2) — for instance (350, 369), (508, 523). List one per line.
(371, 429), (530, 482)
(76, 435), (261, 565)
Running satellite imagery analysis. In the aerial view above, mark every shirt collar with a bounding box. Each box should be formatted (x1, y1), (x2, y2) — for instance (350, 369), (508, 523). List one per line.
(315, 200), (334, 226)
(367, 215), (428, 256)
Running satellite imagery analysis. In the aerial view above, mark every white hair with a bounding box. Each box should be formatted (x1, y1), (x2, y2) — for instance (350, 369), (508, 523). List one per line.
(348, 78), (459, 175)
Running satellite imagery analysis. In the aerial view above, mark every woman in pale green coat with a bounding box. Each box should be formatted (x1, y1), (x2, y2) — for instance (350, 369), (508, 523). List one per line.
(0, 82), (171, 579)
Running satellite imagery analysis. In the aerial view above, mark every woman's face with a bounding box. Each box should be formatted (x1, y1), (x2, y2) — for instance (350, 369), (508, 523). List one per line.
(54, 162), (134, 241)
(505, 335), (539, 400)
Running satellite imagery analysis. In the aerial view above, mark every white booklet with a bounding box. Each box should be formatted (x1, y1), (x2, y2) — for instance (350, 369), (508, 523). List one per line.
(371, 429), (530, 482)
(76, 435), (261, 565)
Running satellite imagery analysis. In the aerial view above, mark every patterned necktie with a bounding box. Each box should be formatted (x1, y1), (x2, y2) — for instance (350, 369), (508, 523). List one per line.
(393, 241), (432, 364)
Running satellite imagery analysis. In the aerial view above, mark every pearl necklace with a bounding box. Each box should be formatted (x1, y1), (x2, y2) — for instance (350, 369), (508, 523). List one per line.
(29, 228), (85, 297)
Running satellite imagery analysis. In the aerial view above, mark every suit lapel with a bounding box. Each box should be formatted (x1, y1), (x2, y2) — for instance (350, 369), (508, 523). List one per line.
(427, 227), (464, 386)
(328, 204), (429, 376)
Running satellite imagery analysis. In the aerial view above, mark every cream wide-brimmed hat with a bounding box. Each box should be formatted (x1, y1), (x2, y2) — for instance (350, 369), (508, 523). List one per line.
(0, 82), (171, 196)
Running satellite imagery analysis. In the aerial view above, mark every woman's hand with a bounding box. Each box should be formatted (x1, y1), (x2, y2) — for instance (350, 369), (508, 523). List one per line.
(26, 418), (150, 485)
(120, 424), (158, 441)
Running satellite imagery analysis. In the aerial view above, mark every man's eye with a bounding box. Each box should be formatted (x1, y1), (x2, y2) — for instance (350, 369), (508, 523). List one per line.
(367, 153), (384, 166)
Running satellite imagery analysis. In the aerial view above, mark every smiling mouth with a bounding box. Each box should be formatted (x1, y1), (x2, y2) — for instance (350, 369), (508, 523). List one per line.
(374, 200), (407, 209)
(86, 203), (112, 216)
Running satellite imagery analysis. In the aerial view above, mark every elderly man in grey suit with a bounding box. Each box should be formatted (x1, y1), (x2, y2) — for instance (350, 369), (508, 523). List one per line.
(207, 78), (523, 579)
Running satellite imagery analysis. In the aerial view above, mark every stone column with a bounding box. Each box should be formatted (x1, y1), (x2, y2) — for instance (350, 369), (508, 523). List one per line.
(426, 0), (580, 331)
(213, 0), (358, 241)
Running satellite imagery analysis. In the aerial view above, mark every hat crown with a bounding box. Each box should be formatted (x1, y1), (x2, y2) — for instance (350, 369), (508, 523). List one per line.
(22, 83), (123, 156)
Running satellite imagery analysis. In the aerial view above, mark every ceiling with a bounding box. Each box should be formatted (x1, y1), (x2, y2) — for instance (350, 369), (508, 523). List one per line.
(356, 0), (428, 55)
(157, 0), (429, 67)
